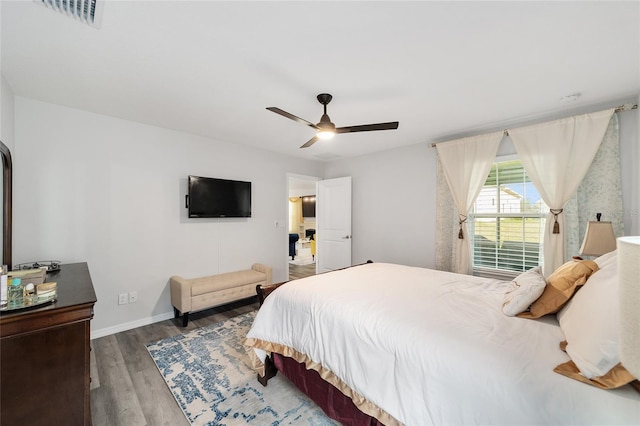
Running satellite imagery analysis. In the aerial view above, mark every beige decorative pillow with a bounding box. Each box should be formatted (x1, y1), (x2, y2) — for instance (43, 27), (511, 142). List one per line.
(517, 259), (598, 319)
(502, 266), (547, 316)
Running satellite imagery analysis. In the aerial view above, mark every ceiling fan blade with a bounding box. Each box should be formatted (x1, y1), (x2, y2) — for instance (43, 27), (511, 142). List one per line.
(336, 121), (399, 134)
(266, 107), (318, 130)
(300, 136), (318, 149)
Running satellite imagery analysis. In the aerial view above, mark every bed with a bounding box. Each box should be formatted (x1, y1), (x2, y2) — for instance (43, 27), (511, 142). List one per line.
(244, 261), (640, 425)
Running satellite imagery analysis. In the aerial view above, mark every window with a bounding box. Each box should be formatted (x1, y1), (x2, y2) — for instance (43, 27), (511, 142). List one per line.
(471, 158), (547, 277)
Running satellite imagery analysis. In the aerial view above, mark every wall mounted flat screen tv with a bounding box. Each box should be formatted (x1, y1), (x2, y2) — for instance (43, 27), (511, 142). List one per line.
(301, 195), (316, 218)
(188, 176), (252, 218)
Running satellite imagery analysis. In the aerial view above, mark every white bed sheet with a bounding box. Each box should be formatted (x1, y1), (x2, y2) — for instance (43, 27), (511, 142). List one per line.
(246, 263), (640, 425)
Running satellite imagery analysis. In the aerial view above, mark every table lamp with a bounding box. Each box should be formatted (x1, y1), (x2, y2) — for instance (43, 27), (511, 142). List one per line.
(579, 213), (616, 256)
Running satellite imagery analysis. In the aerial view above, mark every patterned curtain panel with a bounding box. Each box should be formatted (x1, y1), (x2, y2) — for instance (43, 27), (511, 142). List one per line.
(565, 114), (623, 258)
(435, 157), (458, 272)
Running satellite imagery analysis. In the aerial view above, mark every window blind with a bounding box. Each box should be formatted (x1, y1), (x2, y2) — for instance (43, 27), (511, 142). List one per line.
(471, 159), (547, 276)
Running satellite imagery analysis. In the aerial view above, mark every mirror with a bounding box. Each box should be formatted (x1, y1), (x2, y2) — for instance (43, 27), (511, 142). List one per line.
(0, 140), (12, 268)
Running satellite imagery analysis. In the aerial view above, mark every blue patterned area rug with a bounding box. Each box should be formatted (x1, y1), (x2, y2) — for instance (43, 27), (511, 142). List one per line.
(146, 311), (336, 426)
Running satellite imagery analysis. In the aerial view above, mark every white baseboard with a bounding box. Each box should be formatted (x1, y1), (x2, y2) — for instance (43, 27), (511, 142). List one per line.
(91, 311), (175, 340)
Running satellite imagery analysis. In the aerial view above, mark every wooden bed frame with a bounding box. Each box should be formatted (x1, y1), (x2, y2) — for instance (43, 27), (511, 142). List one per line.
(254, 280), (282, 386)
(253, 261), (383, 426)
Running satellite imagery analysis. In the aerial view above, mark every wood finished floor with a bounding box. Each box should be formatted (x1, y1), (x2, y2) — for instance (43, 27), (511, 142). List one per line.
(288, 261), (316, 280)
(90, 263), (316, 425)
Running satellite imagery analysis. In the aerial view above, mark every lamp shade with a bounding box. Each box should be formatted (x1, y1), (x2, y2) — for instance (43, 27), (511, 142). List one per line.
(618, 236), (640, 378)
(579, 221), (616, 256)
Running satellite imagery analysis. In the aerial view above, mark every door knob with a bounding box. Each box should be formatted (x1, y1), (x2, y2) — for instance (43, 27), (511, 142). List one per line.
(342, 235), (351, 239)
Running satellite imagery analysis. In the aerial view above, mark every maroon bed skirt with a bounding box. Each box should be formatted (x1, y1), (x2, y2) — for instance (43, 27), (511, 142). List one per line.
(272, 353), (385, 426)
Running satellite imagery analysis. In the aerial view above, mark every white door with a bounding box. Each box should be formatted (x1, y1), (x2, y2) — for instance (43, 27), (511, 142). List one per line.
(317, 176), (352, 273)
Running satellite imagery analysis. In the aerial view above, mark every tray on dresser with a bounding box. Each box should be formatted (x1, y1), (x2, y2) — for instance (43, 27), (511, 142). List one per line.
(0, 292), (56, 314)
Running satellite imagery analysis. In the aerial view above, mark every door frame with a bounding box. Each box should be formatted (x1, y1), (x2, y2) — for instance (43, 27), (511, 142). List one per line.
(286, 173), (320, 280)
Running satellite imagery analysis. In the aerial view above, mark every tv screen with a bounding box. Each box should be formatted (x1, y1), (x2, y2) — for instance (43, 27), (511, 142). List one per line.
(301, 195), (316, 218)
(188, 176), (251, 218)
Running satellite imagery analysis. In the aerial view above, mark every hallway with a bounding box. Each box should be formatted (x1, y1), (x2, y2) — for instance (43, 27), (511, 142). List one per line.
(288, 263), (316, 280)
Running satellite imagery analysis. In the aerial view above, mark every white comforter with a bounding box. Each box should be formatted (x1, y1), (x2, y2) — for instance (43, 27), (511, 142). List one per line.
(246, 263), (640, 425)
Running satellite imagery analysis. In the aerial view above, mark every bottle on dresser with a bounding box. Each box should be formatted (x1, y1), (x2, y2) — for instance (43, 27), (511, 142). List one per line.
(8, 277), (23, 308)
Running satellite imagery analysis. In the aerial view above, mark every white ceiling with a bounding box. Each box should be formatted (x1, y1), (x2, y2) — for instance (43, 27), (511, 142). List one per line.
(2, 1), (639, 161)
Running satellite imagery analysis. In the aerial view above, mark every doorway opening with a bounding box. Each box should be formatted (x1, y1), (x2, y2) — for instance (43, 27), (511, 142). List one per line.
(287, 173), (319, 280)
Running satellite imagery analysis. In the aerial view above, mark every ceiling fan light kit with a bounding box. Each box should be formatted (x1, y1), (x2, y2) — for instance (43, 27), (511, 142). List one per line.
(317, 130), (335, 140)
(267, 93), (399, 148)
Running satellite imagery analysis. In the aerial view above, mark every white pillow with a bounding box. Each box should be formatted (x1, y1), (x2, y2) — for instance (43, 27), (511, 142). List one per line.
(594, 249), (617, 270)
(557, 258), (619, 379)
(502, 266), (547, 317)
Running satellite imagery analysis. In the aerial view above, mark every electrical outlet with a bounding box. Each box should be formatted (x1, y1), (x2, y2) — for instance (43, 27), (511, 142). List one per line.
(129, 291), (138, 303)
(118, 293), (128, 305)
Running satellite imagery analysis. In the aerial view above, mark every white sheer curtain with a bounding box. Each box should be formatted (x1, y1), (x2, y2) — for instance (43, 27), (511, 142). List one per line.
(435, 132), (503, 274)
(509, 109), (615, 276)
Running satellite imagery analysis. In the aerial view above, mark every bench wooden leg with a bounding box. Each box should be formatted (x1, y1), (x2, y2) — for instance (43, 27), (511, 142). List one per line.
(174, 307), (190, 327)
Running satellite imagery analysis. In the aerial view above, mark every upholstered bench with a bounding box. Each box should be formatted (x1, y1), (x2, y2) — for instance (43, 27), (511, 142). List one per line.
(170, 263), (272, 326)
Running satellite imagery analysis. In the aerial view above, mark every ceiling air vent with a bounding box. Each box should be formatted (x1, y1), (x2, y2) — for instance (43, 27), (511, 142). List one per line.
(36, 0), (104, 29)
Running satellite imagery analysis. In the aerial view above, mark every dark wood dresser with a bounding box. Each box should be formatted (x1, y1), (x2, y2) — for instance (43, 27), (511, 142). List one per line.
(0, 262), (97, 425)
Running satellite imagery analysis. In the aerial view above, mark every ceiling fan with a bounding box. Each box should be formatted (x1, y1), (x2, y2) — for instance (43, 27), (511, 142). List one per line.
(267, 93), (399, 148)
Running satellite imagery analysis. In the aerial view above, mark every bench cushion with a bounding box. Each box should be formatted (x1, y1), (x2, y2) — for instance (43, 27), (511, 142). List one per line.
(191, 269), (266, 296)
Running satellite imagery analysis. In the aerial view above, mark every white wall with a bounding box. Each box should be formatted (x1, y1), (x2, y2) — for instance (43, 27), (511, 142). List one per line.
(618, 103), (640, 235)
(1, 73), (15, 271)
(9, 96), (640, 337)
(14, 97), (323, 337)
(325, 103), (640, 268)
(1, 73), (15, 150)
(324, 143), (437, 268)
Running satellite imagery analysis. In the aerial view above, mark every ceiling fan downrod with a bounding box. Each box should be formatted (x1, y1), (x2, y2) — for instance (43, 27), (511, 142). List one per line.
(316, 93), (335, 130)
